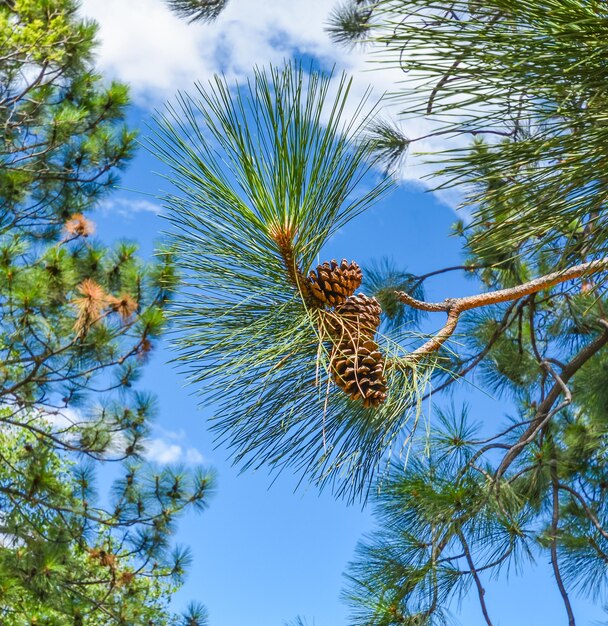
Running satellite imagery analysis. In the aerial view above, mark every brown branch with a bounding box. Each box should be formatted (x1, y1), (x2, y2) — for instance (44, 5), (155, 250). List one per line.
(550, 467), (576, 626)
(269, 224), (313, 304)
(458, 531), (495, 626)
(425, 11), (504, 115)
(402, 300), (523, 408)
(495, 324), (608, 478)
(397, 258), (608, 363)
(409, 308), (460, 360)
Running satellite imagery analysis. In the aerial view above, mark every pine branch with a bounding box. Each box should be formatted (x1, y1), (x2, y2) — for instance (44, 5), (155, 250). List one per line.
(495, 322), (608, 477)
(339, 0), (608, 260)
(557, 483), (608, 542)
(397, 259), (608, 363)
(551, 468), (576, 626)
(457, 530), (494, 626)
(153, 64), (425, 499)
(327, 1), (375, 47)
(165, 0), (228, 23)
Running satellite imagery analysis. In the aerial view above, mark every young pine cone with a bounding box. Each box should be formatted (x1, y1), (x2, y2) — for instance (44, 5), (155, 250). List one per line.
(308, 259), (362, 307)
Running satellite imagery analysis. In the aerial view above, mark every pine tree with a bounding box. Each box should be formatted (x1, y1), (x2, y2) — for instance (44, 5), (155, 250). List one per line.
(0, 2), (211, 622)
(154, 2), (608, 622)
(0, 423), (210, 625)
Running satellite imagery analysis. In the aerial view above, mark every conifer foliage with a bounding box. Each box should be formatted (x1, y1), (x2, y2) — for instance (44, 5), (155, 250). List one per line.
(165, 0), (228, 23)
(329, 0), (608, 260)
(157, 1), (608, 624)
(325, 2), (608, 624)
(0, 2), (211, 623)
(152, 65), (430, 498)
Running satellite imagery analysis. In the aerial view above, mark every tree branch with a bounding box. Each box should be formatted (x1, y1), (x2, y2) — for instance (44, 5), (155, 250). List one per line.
(409, 300), (523, 406)
(458, 530), (495, 626)
(558, 483), (608, 541)
(550, 467), (576, 626)
(396, 259), (608, 363)
(495, 324), (608, 478)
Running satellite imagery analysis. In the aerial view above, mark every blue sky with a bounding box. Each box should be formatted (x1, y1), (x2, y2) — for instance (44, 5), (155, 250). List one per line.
(80, 2), (606, 624)
(95, 147), (606, 626)
(93, 144), (461, 626)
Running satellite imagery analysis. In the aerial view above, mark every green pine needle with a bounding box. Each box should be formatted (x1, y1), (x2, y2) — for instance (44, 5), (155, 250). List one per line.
(327, 1), (375, 47)
(363, 258), (426, 331)
(150, 64), (434, 499)
(165, 0), (228, 23)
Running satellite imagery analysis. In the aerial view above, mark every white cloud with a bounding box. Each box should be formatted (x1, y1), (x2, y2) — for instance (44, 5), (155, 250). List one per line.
(185, 447), (205, 464)
(79, 0), (468, 208)
(99, 197), (162, 218)
(80, 0), (336, 109)
(144, 435), (205, 465)
(145, 438), (183, 464)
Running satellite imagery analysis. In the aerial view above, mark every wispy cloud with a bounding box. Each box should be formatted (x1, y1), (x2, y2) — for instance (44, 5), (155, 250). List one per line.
(144, 433), (205, 465)
(98, 197), (162, 218)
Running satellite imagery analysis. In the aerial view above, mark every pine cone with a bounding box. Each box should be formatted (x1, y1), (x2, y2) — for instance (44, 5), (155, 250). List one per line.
(329, 293), (382, 341)
(306, 258), (388, 408)
(308, 259), (362, 307)
(330, 339), (387, 408)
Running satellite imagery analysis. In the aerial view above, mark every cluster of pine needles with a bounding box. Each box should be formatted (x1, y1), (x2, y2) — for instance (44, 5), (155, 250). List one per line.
(153, 63), (431, 499)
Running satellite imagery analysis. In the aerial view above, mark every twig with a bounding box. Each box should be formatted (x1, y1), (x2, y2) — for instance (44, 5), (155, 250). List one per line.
(426, 11), (504, 114)
(557, 483), (608, 541)
(550, 467), (576, 626)
(458, 530), (495, 626)
(495, 326), (608, 478)
(410, 264), (483, 286)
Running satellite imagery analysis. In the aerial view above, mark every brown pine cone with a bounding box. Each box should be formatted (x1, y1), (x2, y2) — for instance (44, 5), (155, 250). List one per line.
(324, 293), (382, 342)
(307, 259), (362, 307)
(330, 339), (387, 408)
